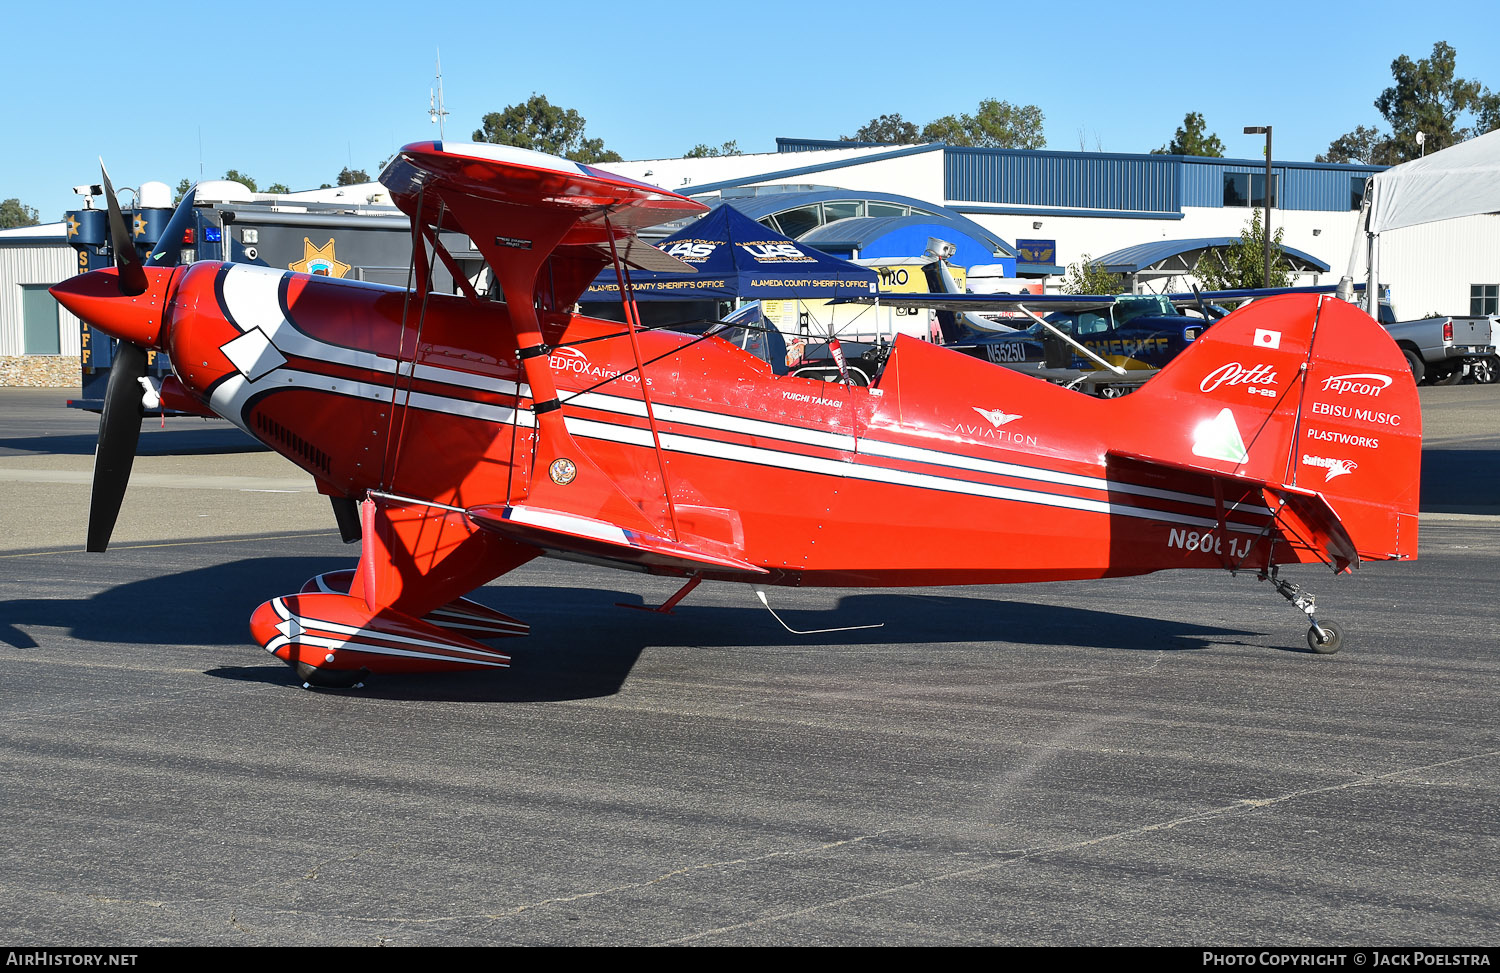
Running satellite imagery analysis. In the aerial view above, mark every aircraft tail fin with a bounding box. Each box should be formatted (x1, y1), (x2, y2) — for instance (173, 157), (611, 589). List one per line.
(1115, 294), (1420, 566)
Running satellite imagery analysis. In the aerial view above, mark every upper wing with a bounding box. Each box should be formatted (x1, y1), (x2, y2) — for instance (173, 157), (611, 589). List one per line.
(838, 284), (1355, 313)
(380, 142), (747, 568)
(380, 140), (707, 279)
(838, 292), (1120, 313)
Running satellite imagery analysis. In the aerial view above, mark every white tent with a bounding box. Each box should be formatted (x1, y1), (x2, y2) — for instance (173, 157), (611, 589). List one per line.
(1347, 129), (1500, 311)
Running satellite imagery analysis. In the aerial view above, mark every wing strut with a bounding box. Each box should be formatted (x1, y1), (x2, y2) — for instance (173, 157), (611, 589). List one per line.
(1012, 304), (1127, 375)
(604, 213), (681, 542)
(1278, 295), (1330, 489)
(381, 188), (443, 489)
(420, 223), (482, 305)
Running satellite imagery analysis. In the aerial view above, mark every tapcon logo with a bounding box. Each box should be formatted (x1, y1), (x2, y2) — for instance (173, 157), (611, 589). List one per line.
(1321, 373), (1393, 397)
(1302, 454), (1358, 481)
(1200, 363), (1278, 394)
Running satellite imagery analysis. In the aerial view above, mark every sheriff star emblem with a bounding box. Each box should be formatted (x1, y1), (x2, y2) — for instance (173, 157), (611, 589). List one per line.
(289, 237), (351, 278)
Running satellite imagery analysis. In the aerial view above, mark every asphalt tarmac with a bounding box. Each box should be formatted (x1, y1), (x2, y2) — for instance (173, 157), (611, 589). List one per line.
(1, 385), (1496, 946)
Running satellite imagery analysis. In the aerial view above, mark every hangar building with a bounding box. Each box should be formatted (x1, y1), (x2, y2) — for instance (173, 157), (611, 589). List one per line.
(5, 138), (1497, 386)
(0, 223), (82, 386)
(600, 138), (1499, 319)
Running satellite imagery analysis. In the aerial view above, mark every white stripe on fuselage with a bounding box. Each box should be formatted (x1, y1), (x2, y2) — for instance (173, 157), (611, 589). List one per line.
(219, 264), (522, 395)
(208, 368), (536, 437)
(209, 265), (1263, 530)
(221, 265), (391, 374)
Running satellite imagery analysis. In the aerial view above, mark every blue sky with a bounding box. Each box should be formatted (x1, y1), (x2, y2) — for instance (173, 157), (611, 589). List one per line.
(7, 0), (1499, 221)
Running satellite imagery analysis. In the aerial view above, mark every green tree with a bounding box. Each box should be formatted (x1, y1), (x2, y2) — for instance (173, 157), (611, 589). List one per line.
(223, 169), (258, 193)
(842, 113), (921, 144)
(173, 178), (191, 205)
(683, 140), (741, 158)
(1193, 210), (1290, 295)
(1151, 111), (1225, 157)
(1061, 255), (1123, 295)
(337, 167), (369, 186)
(1315, 124), (1390, 164)
(1478, 89), (1500, 136)
(1375, 41), (1484, 158)
(473, 93), (622, 163)
(0, 197), (41, 229)
(1321, 41), (1497, 164)
(264, 183), (291, 194)
(921, 99), (1046, 149)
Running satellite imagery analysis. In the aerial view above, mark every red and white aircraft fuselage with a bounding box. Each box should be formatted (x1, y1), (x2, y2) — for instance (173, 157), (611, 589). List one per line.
(52, 142), (1421, 685)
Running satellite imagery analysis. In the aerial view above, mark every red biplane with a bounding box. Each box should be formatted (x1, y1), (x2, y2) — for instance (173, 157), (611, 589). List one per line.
(51, 142), (1421, 686)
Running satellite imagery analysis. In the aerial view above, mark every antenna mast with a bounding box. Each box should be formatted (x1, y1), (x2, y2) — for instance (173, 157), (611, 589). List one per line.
(428, 49), (448, 140)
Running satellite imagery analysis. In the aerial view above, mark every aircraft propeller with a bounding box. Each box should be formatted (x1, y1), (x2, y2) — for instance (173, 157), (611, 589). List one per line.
(84, 166), (197, 551)
(87, 338), (147, 551)
(146, 182), (199, 270)
(99, 162), (148, 296)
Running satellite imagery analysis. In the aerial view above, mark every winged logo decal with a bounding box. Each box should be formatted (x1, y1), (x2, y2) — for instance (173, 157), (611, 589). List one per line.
(973, 407), (1022, 427)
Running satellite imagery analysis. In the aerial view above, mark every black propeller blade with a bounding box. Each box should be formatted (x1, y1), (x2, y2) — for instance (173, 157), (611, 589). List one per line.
(87, 341), (148, 552)
(99, 161), (148, 295)
(146, 184), (198, 269)
(87, 158), (164, 550)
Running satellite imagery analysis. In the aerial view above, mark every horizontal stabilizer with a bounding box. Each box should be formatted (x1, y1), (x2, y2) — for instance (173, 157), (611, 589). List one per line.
(1262, 485), (1360, 572)
(467, 503), (767, 576)
(1110, 448), (1359, 572)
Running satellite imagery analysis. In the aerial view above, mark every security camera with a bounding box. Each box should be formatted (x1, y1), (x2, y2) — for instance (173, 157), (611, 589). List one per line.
(924, 238), (957, 261)
(73, 184), (103, 197)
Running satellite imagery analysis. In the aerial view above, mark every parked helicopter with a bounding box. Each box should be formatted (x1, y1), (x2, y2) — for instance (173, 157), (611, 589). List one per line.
(51, 141), (1421, 687)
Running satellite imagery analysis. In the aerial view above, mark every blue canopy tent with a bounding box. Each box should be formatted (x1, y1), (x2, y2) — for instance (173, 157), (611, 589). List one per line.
(583, 203), (879, 302)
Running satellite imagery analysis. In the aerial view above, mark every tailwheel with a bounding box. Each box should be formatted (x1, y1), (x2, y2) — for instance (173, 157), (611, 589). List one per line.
(1259, 567), (1346, 655)
(1306, 620), (1344, 655)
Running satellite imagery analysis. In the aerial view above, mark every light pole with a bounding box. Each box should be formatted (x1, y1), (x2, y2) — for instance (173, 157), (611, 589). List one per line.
(1244, 125), (1272, 287)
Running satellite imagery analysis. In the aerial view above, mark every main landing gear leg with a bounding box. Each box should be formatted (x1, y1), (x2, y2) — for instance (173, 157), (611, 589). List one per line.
(618, 573), (702, 615)
(1258, 567), (1344, 654)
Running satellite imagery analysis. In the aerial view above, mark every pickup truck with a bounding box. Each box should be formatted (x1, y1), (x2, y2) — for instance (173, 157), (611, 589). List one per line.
(1377, 304), (1497, 385)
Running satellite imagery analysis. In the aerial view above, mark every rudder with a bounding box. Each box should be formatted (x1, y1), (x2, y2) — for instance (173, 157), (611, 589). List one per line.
(1115, 294), (1420, 563)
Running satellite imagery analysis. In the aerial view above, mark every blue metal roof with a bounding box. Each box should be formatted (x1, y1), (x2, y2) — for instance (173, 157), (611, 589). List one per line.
(1093, 237), (1331, 274)
(798, 215), (1012, 271)
(769, 139), (1385, 215)
(797, 214), (937, 250)
(715, 190), (1015, 257)
(682, 143), (941, 198)
(776, 137), (890, 152)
